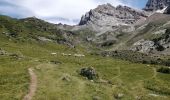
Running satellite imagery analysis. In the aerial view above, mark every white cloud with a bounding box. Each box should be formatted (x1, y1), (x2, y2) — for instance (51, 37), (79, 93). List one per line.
(0, 0), (137, 25)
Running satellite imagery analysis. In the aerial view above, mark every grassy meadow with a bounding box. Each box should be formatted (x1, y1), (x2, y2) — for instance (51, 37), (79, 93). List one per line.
(0, 35), (170, 100)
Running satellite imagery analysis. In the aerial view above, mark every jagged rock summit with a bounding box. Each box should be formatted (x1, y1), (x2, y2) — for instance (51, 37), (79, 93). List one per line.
(144, 0), (170, 11)
(79, 3), (148, 33)
(144, 0), (170, 14)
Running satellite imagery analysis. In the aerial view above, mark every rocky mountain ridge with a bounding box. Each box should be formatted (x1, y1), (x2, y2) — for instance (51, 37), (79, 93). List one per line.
(79, 3), (149, 33)
(144, 0), (170, 11)
(77, 1), (170, 54)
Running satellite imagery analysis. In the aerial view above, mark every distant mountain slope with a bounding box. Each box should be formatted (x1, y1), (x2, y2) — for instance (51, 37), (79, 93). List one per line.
(1, 0), (170, 55)
(76, 1), (170, 55)
(0, 15), (79, 48)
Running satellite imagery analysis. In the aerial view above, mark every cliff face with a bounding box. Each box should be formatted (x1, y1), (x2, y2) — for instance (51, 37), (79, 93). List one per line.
(144, 0), (170, 11)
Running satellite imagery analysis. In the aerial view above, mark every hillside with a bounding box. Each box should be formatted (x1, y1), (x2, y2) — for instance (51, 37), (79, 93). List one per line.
(0, 14), (170, 100)
(1, 0), (170, 100)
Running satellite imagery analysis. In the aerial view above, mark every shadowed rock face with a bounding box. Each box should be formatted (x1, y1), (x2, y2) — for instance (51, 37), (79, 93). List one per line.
(144, 0), (170, 11)
(164, 6), (170, 14)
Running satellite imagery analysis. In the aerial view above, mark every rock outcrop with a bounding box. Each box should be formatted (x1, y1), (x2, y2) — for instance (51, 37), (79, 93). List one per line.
(131, 39), (155, 53)
(80, 67), (98, 80)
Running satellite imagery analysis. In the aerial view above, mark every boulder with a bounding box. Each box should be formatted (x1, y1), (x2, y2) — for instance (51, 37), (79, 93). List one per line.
(0, 48), (7, 55)
(80, 67), (98, 80)
(114, 93), (124, 99)
(93, 96), (101, 100)
(62, 75), (71, 82)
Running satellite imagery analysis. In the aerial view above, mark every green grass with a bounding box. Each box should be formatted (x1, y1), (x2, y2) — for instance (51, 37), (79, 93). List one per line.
(0, 56), (34, 99)
(1, 33), (170, 100)
(32, 53), (170, 100)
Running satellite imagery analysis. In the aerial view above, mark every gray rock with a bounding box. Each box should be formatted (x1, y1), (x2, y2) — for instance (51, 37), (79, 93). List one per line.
(114, 93), (124, 99)
(0, 48), (7, 55)
(62, 76), (71, 82)
(153, 29), (166, 35)
(61, 74), (71, 82)
(93, 96), (101, 100)
(80, 67), (98, 80)
(9, 53), (22, 59)
(132, 39), (155, 53)
(38, 36), (52, 42)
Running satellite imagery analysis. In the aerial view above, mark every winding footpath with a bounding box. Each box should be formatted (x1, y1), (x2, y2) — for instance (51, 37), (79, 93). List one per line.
(23, 68), (37, 100)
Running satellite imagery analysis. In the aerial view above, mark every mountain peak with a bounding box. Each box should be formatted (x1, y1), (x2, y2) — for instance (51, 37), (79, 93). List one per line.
(144, 0), (170, 11)
(79, 4), (148, 33)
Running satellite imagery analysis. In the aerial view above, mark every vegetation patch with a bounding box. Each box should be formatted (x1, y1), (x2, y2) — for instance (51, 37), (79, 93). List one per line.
(157, 67), (170, 74)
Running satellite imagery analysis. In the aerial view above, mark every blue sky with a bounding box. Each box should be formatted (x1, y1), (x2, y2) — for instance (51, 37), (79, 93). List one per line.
(121, 0), (148, 8)
(0, 0), (148, 25)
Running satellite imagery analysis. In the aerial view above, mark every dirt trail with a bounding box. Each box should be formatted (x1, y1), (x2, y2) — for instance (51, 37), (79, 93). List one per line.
(23, 68), (37, 100)
(112, 67), (121, 79)
(152, 67), (157, 78)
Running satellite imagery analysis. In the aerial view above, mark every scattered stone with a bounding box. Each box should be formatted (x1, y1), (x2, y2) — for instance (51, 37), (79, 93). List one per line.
(147, 65), (150, 67)
(62, 53), (72, 56)
(90, 80), (94, 82)
(2, 32), (17, 37)
(0, 48), (7, 55)
(80, 67), (98, 80)
(74, 54), (85, 57)
(9, 53), (21, 59)
(148, 93), (160, 97)
(50, 60), (62, 64)
(135, 95), (143, 100)
(153, 29), (166, 35)
(38, 36), (52, 42)
(93, 96), (101, 100)
(114, 93), (124, 99)
(51, 53), (57, 55)
(61, 75), (71, 82)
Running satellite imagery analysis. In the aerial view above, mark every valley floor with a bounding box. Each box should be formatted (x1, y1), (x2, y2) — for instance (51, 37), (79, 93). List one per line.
(0, 37), (170, 100)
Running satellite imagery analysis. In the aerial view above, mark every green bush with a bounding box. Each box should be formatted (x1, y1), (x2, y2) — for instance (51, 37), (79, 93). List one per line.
(157, 67), (170, 74)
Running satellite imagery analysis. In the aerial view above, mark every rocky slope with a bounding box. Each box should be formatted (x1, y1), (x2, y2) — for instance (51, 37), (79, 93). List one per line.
(77, 1), (170, 55)
(125, 13), (170, 54)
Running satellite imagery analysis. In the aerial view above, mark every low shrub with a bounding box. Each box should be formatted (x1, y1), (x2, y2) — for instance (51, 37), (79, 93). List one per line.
(157, 67), (170, 74)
